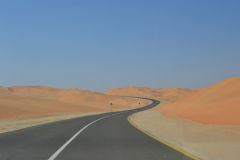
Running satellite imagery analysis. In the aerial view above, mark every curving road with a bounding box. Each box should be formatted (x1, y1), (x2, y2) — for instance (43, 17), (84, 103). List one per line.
(0, 98), (195, 160)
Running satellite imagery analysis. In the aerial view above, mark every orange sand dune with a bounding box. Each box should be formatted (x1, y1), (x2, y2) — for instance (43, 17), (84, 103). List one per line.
(161, 77), (240, 125)
(105, 86), (200, 103)
(0, 86), (146, 120)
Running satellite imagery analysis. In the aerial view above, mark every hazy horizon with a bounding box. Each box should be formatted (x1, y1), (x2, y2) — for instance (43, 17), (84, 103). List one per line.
(1, 0), (240, 92)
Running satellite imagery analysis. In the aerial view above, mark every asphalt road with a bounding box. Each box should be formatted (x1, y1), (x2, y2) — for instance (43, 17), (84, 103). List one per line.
(0, 98), (194, 160)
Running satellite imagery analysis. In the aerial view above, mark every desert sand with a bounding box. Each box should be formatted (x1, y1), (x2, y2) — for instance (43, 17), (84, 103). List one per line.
(161, 77), (240, 125)
(0, 86), (149, 120)
(0, 86), (149, 132)
(130, 78), (240, 160)
(106, 86), (200, 103)
(131, 107), (240, 160)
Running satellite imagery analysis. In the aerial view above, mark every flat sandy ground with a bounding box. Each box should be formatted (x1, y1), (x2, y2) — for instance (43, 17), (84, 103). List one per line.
(0, 112), (101, 134)
(131, 103), (240, 160)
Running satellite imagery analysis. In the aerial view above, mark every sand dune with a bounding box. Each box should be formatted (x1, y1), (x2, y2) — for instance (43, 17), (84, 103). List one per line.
(0, 86), (147, 120)
(105, 86), (200, 103)
(161, 77), (240, 125)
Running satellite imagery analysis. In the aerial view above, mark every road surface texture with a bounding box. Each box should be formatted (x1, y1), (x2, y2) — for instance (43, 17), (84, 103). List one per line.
(0, 98), (196, 160)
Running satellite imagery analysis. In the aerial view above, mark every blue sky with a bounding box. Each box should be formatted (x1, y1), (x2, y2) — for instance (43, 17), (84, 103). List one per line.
(1, 0), (240, 92)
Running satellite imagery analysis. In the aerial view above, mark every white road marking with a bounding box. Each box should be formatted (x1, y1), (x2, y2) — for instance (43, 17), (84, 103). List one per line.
(47, 114), (115, 160)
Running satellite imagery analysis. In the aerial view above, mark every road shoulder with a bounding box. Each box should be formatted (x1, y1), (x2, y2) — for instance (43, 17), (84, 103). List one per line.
(130, 104), (240, 160)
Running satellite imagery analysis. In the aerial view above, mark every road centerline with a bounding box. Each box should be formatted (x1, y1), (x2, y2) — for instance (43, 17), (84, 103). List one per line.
(47, 114), (116, 160)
